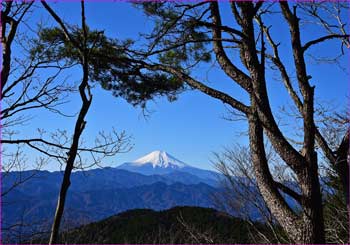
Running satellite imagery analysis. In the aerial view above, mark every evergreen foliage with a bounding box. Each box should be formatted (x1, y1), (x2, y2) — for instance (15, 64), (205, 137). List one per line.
(31, 26), (184, 108)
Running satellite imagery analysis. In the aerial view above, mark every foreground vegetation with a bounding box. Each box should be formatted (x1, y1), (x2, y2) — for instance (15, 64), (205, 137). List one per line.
(30, 206), (283, 244)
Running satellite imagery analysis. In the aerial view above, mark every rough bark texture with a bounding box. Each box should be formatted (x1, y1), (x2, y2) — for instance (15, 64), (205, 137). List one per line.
(241, 2), (325, 243)
(138, 1), (346, 243)
(191, 2), (329, 243)
(248, 112), (301, 242)
(298, 160), (325, 243)
(143, 2), (332, 242)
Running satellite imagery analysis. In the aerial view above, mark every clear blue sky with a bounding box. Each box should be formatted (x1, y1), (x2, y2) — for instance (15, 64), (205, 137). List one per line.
(9, 2), (349, 171)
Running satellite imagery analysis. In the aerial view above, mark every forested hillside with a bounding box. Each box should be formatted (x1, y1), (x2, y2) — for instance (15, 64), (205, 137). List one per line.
(32, 206), (280, 244)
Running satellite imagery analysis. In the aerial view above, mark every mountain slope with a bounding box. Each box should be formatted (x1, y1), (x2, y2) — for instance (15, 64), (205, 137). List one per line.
(117, 150), (219, 180)
(3, 151), (222, 243)
(3, 182), (218, 243)
(33, 206), (266, 244)
(117, 150), (187, 175)
(132, 150), (188, 168)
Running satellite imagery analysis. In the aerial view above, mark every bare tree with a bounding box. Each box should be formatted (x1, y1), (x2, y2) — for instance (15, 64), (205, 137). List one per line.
(1, 1), (131, 243)
(1, 1), (70, 190)
(0, 9), (74, 243)
(37, 1), (132, 243)
(122, 1), (349, 243)
(213, 145), (292, 244)
(3, 0), (183, 242)
(38, 0), (182, 242)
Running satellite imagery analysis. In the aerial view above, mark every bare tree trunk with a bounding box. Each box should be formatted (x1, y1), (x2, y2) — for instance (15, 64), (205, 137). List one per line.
(299, 162), (325, 243)
(1, 1), (16, 93)
(96, 1), (347, 243)
(44, 1), (92, 243)
(231, 2), (326, 243)
(1, 2), (33, 97)
(49, 86), (91, 244)
(248, 113), (301, 242)
(248, 111), (325, 243)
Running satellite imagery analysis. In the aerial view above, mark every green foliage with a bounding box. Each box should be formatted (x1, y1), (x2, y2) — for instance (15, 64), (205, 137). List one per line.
(137, 2), (212, 67)
(31, 26), (184, 108)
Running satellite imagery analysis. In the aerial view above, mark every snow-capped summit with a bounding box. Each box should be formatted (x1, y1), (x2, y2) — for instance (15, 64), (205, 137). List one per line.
(132, 150), (187, 169)
(117, 150), (218, 179)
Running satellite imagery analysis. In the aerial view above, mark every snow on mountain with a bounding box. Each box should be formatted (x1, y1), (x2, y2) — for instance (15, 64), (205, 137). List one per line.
(132, 150), (188, 169)
(117, 150), (220, 181)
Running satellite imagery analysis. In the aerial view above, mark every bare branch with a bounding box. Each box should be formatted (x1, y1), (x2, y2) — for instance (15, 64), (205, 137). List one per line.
(274, 181), (302, 204)
(40, 1), (81, 51)
(303, 34), (350, 52)
(209, 2), (252, 93)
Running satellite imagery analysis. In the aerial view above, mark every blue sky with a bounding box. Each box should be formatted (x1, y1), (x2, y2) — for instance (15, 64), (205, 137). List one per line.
(7, 1), (349, 171)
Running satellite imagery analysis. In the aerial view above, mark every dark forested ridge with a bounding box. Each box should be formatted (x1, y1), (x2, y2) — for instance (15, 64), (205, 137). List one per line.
(31, 206), (276, 244)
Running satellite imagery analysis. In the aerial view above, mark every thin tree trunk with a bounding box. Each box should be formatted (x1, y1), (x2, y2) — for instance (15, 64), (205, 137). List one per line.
(47, 2), (91, 243)
(49, 73), (91, 244)
(48, 97), (91, 244)
(49, 163), (74, 244)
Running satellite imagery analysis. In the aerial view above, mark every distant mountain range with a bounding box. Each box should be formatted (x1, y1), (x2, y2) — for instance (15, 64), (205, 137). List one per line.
(3, 150), (300, 243)
(2, 150), (222, 243)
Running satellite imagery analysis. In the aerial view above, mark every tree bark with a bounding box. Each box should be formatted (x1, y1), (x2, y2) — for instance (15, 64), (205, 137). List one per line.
(237, 2), (325, 243)
(248, 112), (301, 243)
(118, 2), (345, 243)
(45, 1), (92, 243)
(298, 159), (325, 244)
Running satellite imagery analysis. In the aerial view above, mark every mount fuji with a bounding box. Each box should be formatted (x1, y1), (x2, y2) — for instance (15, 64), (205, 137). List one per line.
(117, 150), (219, 180)
(4, 150), (222, 243)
